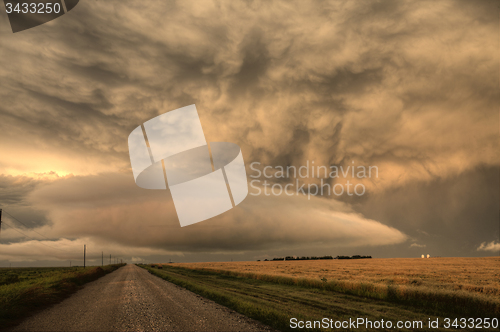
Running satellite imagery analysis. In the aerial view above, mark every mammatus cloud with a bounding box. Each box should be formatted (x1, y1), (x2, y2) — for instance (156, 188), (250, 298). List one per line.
(477, 241), (500, 252)
(0, 0), (498, 262)
(0, 1), (497, 188)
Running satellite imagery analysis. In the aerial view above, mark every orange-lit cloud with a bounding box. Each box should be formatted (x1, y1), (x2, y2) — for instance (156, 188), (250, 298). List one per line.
(0, 0), (498, 263)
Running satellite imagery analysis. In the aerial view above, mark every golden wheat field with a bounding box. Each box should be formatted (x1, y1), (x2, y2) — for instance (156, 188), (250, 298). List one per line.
(172, 257), (500, 297)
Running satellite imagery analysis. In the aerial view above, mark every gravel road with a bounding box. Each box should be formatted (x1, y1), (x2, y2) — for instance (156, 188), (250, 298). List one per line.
(10, 264), (274, 332)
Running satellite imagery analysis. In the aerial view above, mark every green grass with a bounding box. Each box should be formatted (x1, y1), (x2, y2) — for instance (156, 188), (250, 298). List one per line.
(139, 264), (500, 332)
(0, 264), (125, 329)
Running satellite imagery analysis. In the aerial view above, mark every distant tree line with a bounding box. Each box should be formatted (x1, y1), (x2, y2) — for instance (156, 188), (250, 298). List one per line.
(335, 255), (372, 259)
(258, 255), (372, 261)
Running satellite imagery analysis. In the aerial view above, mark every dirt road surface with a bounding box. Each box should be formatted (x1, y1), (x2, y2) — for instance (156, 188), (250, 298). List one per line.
(10, 264), (273, 332)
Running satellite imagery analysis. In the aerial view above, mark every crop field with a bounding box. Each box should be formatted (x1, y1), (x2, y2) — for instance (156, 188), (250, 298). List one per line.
(143, 259), (500, 332)
(172, 257), (500, 297)
(0, 264), (125, 329)
(149, 257), (500, 331)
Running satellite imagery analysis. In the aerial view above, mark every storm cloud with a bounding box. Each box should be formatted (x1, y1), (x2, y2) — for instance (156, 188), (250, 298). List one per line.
(0, 0), (498, 264)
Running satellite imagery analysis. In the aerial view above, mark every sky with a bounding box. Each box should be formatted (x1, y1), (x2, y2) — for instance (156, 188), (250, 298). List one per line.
(0, 0), (498, 266)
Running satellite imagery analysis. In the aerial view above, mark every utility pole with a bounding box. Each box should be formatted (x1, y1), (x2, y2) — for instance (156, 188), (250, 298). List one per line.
(109, 254), (111, 265)
(102, 251), (103, 267)
(0, 208), (2, 239)
(83, 244), (86, 268)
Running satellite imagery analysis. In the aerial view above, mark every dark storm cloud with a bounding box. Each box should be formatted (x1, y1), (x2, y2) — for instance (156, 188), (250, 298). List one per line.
(353, 165), (500, 257)
(17, 172), (405, 253)
(0, 174), (56, 230)
(0, 174), (43, 205)
(0, 0), (498, 261)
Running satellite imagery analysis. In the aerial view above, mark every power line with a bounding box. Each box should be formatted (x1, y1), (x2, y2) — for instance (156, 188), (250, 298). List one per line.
(0, 220), (65, 251)
(1, 220), (36, 240)
(0, 209), (108, 261)
(1, 210), (54, 242)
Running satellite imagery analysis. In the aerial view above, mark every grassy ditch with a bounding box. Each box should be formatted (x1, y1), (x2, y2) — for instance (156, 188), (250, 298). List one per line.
(0, 264), (125, 329)
(140, 264), (499, 332)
